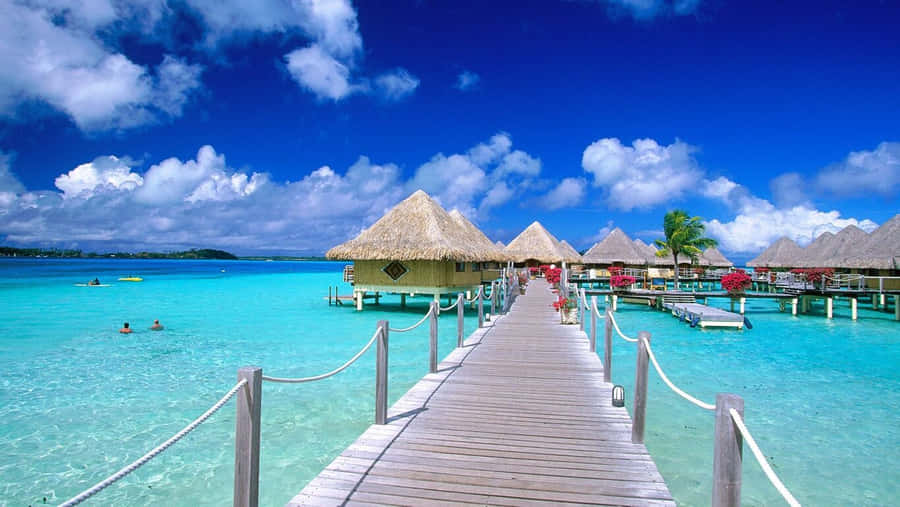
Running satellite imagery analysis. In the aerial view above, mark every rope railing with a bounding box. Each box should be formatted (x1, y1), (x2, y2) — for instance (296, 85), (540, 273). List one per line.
(730, 409), (801, 507)
(465, 286), (484, 303)
(440, 299), (459, 312)
(641, 335), (715, 411)
(607, 311), (638, 342)
(388, 305), (434, 332)
(262, 328), (382, 383)
(59, 379), (248, 507)
(603, 312), (800, 505)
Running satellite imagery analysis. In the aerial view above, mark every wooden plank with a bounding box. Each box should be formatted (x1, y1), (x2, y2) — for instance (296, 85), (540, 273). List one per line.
(290, 278), (672, 506)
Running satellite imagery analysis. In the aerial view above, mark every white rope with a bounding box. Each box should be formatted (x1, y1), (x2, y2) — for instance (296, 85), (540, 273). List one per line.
(607, 312), (638, 342)
(440, 299), (459, 312)
(60, 379), (247, 507)
(729, 408), (801, 507)
(590, 298), (605, 319)
(642, 337), (715, 411)
(263, 328), (381, 383)
(389, 305), (434, 333)
(465, 286), (483, 303)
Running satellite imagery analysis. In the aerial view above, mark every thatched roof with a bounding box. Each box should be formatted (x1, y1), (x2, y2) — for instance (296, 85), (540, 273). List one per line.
(797, 231), (836, 267)
(495, 240), (505, 249)
(747, 237), (804, 268)
(802, 225), (869, 268)
(326, 190), (485, 261)
(700, 247), (733, 268)
(583, 228), (647, 265)
(838, 215), (900, 269)
(558, 240), (584, 263)
(504, 221), (578, 263)
(649, 239), (695, 266)
(449, 209), (509, 262)
(633, 239), (659, 264)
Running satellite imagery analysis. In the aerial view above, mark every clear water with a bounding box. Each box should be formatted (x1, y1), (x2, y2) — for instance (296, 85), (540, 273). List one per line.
(0, 259), (481, 506)
(0, 261), (897, 506)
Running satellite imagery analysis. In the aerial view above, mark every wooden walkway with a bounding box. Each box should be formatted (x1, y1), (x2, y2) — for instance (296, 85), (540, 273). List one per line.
(290, 279), (673, 506)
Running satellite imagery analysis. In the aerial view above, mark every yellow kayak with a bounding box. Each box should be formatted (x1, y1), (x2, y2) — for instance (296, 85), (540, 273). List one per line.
(118, 277), (143, 282)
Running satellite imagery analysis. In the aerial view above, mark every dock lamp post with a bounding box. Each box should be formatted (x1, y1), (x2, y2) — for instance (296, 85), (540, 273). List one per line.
(612, 385), (625, 407)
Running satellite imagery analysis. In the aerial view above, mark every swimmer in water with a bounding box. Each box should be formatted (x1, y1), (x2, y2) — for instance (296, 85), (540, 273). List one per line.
(89, 278), (100, 286)
(119, 322), (132, 334)
(150, 319), (164, 331)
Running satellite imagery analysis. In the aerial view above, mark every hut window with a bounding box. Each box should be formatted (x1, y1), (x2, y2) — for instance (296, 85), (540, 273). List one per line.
(382, 261), (409, 281)
(455, 262), (466, 272)
(472, 262), (481, 272)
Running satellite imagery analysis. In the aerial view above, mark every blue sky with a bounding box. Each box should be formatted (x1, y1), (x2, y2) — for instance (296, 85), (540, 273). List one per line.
(0, 0), (897, 262)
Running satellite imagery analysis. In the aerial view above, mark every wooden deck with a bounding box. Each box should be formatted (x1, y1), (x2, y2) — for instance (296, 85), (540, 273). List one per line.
(290, 278), (673, 506)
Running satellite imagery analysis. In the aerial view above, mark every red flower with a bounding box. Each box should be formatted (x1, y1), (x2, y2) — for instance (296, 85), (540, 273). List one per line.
(610, 274), (636, 288)
(721, 271), (752, 293)
(608, 266), (623, 275)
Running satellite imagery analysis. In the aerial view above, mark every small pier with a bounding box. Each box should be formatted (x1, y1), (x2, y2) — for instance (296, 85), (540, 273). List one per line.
(292, 279), (673, 505)
(664, 302), (747, 329)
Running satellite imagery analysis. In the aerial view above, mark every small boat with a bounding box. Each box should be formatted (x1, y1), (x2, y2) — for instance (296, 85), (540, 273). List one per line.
(118, 276), (143, 282)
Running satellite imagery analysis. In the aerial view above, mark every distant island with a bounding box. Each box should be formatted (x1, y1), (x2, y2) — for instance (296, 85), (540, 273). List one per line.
(0, 247), (238, 260)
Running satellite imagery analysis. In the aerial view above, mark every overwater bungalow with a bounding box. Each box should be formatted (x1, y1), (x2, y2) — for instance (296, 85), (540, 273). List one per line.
(504, 221), (579, 266)
(582, 228), (648, 275)
(748, 237), (804, 269)
(799, 225), (869, 268)
(326, 190), (486, 310)
(558, 240), (583, 265)
(448, 209), (508, 283)
(700, 247), (734, 269)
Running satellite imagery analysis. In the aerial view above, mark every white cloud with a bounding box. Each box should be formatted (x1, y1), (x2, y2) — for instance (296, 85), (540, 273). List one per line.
(374, 68), (420, 101)
(0, 135), (541, 253)
(455, 70), (480, 91)
(285, 44), (358, 101)
(0, 2), (203, 131)
(604, 0), (702, 19)
(55, 156), (143, 198)
(584, 220), (615, 244)
(535, 178), (586, 210)
(769, 172), (810, 208)
(468, 133), (513, 166)
(581, 137), (702, 210)
(816, 141), (900, 198)
(495, 150), (542, 179)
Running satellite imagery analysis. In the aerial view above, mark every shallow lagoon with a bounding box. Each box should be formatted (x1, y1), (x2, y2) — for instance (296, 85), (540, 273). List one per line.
(0, 259), (897, 506)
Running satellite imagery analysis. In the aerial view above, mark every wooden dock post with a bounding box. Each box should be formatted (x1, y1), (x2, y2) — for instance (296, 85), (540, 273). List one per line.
(826, 297), (833, 319)
(328, 286), (332, 306)
(632, 331), (650, 444)
(851, 297), (858, 320)
(375, 321), (389, 425)
(477, 287), (484, 328)
(792, 298), (797, 316)
(579, 288), (585, 332)
(880, 293), (886, 309)
(490, 281), (497, 318)
(457, 293), (464, 347)
(429, 302), (438, 373)
(234, 366), (262, 507)
(400, 293), (406, 308)
(895, 295), (900, 321)
(712, 393), (744, 507)
(612, 294), (618, 312)
(356, 290), (364, 311)
(589, 295), (597, 353)
(604, 306), (612, 383)
(739, 297), (745, 315)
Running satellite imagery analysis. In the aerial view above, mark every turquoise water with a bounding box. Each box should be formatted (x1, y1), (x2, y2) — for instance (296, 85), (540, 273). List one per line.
(602, 294), (900, 506)
(0, 259), (481, 506)
(1, 261), (897, 506)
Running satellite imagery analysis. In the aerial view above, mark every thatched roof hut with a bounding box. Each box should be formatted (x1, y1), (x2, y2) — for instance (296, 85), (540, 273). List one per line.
(326, 190), (483, 261)
(633, 239), (659, 264)
(495, 240), (505, 249)
(448, 209), (508, 262)
(806, 225), (869, 268)
(504, 221), (578, 264)
(558, 240), (583, 263)
(582, 228), (647, 265)
(838, 215), (900, 269)
(700, 247), (733, 268)
(748, 237), (804, 268)
(797, 231), (836, 267)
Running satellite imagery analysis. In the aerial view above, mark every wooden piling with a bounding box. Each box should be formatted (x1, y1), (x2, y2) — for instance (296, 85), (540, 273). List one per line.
(457, 293), (464, 347)
(579, 288), (585, 332)
(589, 295), (596, 353)
(851, 298), (858, 320)
(712, 393), (744, 507)
(429, 302), (438, 373)
(612, 294), (618, 312)
(826, 297), (833, 319)
(375, 321), (389, 425)
(739, 297), (745, 315)
(604, 306), (612, 383)
(632, 331), (650, 444)
(400, 293), (406, 308)
(234, 366), (262, 507)
(792, 298), (797, 316)
(477, 287), (484, 328)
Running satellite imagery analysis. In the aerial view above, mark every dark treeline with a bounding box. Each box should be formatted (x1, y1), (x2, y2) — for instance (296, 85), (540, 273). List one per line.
(0, 247), (238, 260)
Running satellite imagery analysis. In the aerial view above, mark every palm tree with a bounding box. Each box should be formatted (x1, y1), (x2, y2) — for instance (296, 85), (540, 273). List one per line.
(654, 210), (718, 290)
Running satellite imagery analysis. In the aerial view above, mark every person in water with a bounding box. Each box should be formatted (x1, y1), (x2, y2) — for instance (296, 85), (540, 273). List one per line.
(89, 278), (100, 286)
(119, 322), (132, 334)
(150, 319), (164, 331)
